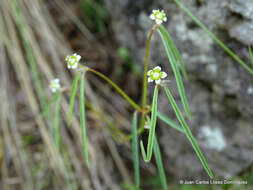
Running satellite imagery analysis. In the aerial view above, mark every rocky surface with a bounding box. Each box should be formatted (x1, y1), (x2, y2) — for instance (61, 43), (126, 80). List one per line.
(105, 0), (253, 179)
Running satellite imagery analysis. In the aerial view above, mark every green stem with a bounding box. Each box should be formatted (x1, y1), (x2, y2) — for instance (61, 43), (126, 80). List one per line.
(87, 68), (142, 112)
(80, 72), (90, 168)
(54, 92), (62, 151)
(142, 24), (159, 108)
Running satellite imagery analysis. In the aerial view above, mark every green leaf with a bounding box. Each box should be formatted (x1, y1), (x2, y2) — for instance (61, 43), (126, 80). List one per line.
(163, 86), (213, 179)
(146, 85), (159, 162)
(140, 140), (147, 161)
(158, 29), (191, 119)
(132, 112), (140, 187)
(172, 0), (253, 75)
(249, 46), (253, 68)
(68, 73), (80, 126)
(41, 93), (59, 118)
(153, 136), (168, 190)
(54, 92), (62, 151)
(157, 111), (184, 133)
(159, 25), (187, 79)
(80, 72), (90, 168)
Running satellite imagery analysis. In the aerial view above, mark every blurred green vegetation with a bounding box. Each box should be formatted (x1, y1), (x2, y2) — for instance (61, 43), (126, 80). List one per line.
(117, 47), (142, 76)
(81, 0), (108, 33)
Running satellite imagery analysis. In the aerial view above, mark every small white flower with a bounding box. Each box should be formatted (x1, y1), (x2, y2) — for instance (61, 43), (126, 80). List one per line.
(149, 9), (167, 25)
(50, 78), (61, 93)
(147, 66), (167, 84)
(65, 53), (81, 69)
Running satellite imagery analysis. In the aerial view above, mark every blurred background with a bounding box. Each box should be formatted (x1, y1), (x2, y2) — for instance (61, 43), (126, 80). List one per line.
(0, 0), (253, 189)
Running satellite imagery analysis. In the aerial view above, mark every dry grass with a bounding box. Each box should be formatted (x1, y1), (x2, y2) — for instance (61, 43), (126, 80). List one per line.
(0, 0), (156, 189)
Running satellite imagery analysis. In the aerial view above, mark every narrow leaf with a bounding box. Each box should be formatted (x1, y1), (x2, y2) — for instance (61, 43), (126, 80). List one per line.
(54, 92), (62, 151)
(68, 73), (80, 126)
(157, 111), (184, 133)
(159, 25), (187, 79)
(172, 0), (253, 75)
(41, 92), (59, 118)
(146, 85), (159, 161)
(153, 136), (168, 190)
(158, 29), (191, 119)
(80, 72), (90, 168)
(140, 140), (147, 161)
(163, 86), (213, 179)
(132, 112), (140, 187)
(249, 46), (253, 68)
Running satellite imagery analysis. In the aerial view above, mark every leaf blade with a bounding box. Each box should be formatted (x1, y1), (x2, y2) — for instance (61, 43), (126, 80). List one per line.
(153, 136), (168, 190)
(249, 46), (253, 68)
(163, 86), (213, 179)
(54, 92), (62, 151)
(157, 111), (184, 133)
(132, 112), (140, 187)
(68, 73), (80, 126)
(140, 140), (147, 161)
(146, 85), (159, 161)
(41, 92), (59, 118)
(158, 29), (191, 119)
(159, 25), (187, 79)
(80, 72), (90, 168)
(172, 0), (253, 75)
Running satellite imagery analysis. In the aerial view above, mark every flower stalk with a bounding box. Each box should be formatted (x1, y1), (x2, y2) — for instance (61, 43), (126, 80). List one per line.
(142, 24), (159, 109)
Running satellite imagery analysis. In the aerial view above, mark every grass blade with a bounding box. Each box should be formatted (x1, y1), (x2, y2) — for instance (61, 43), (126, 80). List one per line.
(172, 0), (253, 75)
(146, 85), (159, 161)
(68, 73), (80, 126)
(153, 136), (168, 190)
(54, 92), (62, 151)
(157, 111), (184, 133)
(163, 86), (213, 179)
(159, 25), (187, 79)
(41, 93), (59, 117)
(249, 46), (253, 68)
(12, 0), (46, 106)
(80, 71), (90, 168)
(158, 29), (191, 119)
(132, 112), (140, 187)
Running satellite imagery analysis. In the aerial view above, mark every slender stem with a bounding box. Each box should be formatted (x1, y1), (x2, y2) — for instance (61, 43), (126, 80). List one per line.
(78, 24), (159, 141)
(142, 24), (159, 109)
(87, 67), (142, 112)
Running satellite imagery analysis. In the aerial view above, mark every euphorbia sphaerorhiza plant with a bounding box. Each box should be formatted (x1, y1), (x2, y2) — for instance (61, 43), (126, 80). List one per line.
(44, 9), (214, 190)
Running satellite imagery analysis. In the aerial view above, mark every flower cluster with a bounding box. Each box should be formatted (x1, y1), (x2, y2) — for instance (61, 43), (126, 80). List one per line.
(149, 9), (167, 25)
(148, 66), (167, 84)
(65, 53), (81, 69)
(50, 78), (61, 93)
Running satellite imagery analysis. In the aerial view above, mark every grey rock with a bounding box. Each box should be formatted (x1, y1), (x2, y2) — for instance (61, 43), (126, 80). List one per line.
(227, 0), (253, 20)
(229, 21), (253, 45)
(105, 0), (253, 179)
